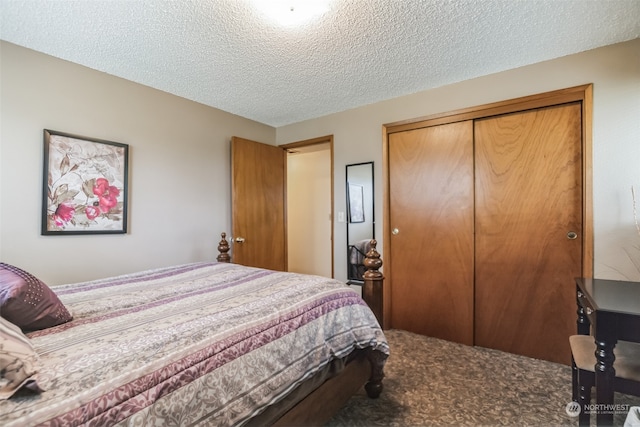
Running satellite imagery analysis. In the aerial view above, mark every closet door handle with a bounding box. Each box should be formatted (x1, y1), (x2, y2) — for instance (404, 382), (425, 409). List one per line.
(235, 237), (246, 243)
(392, 228), (399, 235)
(567, 231), (578, 240)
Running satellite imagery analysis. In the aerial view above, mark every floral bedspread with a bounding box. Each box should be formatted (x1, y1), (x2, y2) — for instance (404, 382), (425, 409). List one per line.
(0, 262), (388, 426)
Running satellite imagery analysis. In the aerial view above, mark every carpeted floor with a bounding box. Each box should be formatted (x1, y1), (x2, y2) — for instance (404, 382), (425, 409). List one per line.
(326, 329), (640, 427)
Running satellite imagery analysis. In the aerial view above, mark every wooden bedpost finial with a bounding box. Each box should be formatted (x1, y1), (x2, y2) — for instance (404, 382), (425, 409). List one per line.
(362, 239), (384, 328)
(363, 239), (383, 279)
(217, 232), (231, 263)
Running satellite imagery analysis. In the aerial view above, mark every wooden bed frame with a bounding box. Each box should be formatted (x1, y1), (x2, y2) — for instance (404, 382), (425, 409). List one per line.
(216, 233), (386, 426)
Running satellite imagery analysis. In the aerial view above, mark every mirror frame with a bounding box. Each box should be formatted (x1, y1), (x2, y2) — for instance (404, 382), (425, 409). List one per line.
(345, 161), (375, 285)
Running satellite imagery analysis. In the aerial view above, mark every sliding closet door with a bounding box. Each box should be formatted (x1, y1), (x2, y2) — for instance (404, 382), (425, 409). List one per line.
(474, 103), (583, 365)
(389, 121), (474, 345)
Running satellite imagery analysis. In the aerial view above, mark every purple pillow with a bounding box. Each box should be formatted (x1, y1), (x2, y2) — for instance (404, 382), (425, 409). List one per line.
(0, 263), (72, 331)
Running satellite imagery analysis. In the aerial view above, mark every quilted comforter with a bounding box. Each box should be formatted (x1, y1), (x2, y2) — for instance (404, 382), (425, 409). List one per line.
(1, 262), (388, 426)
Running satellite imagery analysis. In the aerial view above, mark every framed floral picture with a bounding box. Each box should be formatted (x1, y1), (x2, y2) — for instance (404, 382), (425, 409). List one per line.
(41, 130), (129, 235)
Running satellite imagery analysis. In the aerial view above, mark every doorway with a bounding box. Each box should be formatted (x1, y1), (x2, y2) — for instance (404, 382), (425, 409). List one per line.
(282, 137), (334, 277)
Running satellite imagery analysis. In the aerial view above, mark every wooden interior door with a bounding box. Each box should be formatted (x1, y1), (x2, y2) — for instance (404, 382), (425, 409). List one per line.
(474, 103), (583, 365)
(231, 137), (286, 271)
(388, 121), (475, 345)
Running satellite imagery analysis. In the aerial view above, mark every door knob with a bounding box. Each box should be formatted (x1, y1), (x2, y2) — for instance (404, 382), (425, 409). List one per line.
(235, 237), (246, 243)
(392, 228), (399, 235)
(567, 231), (578, 240)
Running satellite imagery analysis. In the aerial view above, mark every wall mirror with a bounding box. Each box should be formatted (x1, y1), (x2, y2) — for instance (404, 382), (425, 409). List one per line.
(346, 162), (374, 284)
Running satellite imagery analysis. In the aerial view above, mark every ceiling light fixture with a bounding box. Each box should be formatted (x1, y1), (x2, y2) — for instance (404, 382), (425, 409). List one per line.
(252, 0), (330, 27)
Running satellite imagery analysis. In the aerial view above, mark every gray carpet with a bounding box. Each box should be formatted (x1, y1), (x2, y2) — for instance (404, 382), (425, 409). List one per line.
(326, 329), (640, 426)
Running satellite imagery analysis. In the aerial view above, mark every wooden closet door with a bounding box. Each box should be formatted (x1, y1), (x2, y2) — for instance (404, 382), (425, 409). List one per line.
(474, 103), (583, 365)
(389, 121), (475, 345)
(231, 137), (286, 271)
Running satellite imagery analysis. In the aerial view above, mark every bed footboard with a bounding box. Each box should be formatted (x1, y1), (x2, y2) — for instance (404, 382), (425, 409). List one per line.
(269, 348), (387, 426)
(215, 231), (386, 426)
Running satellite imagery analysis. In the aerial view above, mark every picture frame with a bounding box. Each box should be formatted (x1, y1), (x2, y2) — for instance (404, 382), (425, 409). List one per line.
(347, 183), (365, 223)
(42, 129), (129, 235)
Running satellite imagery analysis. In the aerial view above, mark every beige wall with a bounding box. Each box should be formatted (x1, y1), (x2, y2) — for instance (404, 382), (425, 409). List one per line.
(277, 38), (640, 282)
(0, 41), (275, 285)
(2, 39), (639, 286)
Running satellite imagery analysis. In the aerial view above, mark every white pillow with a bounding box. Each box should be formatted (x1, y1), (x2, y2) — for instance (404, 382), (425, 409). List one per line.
(0, 316), (42, 399)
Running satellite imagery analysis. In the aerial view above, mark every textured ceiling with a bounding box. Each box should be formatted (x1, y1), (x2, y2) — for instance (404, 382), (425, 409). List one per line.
(1, 0), (639, 127)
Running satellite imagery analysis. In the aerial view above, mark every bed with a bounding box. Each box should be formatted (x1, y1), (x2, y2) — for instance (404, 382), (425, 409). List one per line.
(0, 235), (388, 426)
